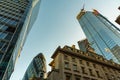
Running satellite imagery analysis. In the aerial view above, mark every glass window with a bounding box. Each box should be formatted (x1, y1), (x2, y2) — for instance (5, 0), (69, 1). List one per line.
(86, 62), (89, 66)
(72, 57), (76, 62)
(0, 41), (5, 49)
(75, 77), (80, 80)
(79, 59), (83, 64)
(0, 24), (8, 31)
(66, 75), (71, 80)
(1, 43), (8, 52)
(0, 32), (8, 39)
(64, 55), (69, 61)
(83, 77), (90, 80)
(89, 69), (94, 76)
(81, 67), (87, 74)
(93, 64), (96, 68)
(73, 64), (77, 71)
(5, 33), (12, 40)
(64, 62), (69, 68)
(96, 71), (101, 78)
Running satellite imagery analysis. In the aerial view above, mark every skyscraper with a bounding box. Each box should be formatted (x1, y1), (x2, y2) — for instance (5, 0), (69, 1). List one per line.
(77, 9), (120, 63)
(78, 39), (95, 53)
(22, 53), (46, 80)
(0, 0), (41, 79)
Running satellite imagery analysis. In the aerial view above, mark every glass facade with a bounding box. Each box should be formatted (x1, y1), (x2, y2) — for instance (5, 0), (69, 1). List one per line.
(77, 10), (120, 63)
(0, 0), (41, 80)
(78, 39), (94, 52)
(22, 53), (46, 80)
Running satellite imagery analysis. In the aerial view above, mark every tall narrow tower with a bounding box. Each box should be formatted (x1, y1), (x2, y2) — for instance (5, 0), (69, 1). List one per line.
(0, 0), (41, 80)
(77, 9), (120, 63)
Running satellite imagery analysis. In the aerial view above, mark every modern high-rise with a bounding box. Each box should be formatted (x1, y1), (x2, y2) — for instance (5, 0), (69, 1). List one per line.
(22, 53), (46, 80)
(47, 45), (120, 80)
(77, 9), (120, 63)
(0, 0), (41, 80)
(78, 39), (95, 53)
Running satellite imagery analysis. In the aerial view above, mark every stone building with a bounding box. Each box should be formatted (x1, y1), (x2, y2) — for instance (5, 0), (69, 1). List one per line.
(47, 45), (120, 80)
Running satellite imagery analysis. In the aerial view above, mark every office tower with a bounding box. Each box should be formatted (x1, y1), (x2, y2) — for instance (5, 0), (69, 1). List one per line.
(0, 0), (41, 79)
(78, 39), (95, 53)
(77, 9), (120, 63)
(23, 53), (46, 80)
(47, 45), (120, 80)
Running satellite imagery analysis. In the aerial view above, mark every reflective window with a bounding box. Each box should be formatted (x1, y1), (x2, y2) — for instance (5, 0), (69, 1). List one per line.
(0, 32), (8, 39)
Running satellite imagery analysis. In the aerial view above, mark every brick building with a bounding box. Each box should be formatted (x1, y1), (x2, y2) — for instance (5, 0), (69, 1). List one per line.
(47, 45), (120, 80)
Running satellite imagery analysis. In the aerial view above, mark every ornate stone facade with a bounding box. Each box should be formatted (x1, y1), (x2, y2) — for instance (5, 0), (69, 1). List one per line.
(47, 45), (120, 80)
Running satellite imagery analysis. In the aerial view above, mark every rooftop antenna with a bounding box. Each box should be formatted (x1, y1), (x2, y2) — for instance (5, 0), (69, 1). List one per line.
(81, 0), (85, 11)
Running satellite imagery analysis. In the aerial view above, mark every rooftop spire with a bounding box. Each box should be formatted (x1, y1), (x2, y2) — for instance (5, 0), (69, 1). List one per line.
(81, 1), (85, 11)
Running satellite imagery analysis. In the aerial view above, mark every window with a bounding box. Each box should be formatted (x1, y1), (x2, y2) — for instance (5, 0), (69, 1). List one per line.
(105, 73), (109, 79)
(64, 55), (69, 61)
(79, 59), (82, 64)
(83, 77), (90, 80)
(86, 62), (89, 66)
(0, 32), (8, 39)
(66, 75), (71, 80)
(1, 43), (7, 52)
(117, 77), (120, 80)
(5, 33), (12, 41)
(72, 57), (76, 62)
(91, 79), (97, 80)
(81, 67), (87, 74)
(93, 64), (96, 68)
(96, 71), (101, 78)
(73, 64), (77, 71)
(75, 77), (80, 80)
(0, 24), (8, 31)
(0, 41), (5, 49)
(65, 62), (69, 68)
(102, 66), (106, 71)
(89, 69), (94, 76)
(6, 27), (15, 33)
(111, 75), (115, 80)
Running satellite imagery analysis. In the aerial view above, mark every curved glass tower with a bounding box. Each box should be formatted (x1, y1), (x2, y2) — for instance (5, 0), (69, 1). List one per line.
(0, 0), (41, 80)
(77, 9), (120, 63)
(22, 53), (46, 80)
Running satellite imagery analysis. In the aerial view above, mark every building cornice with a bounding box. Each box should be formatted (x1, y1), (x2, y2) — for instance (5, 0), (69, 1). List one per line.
(51, 45), (120, 70)
(62, 46), (120, 70)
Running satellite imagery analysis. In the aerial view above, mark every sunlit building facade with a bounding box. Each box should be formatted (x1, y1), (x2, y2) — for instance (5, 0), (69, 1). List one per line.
(48, 45), (120, 80)
(77, 9), (120, 63)
(0, 0), (41, 80)
(22, 53), (46, 80)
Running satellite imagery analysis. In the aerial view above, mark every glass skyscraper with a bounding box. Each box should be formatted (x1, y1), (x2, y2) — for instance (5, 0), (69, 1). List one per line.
(0, 0), (41, 80)
(77, 9), (120, 63)
(22, 53), (46, 80)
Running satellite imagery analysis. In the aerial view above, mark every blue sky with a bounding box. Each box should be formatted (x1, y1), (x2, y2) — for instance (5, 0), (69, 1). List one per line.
(10, 0), (120, 80)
